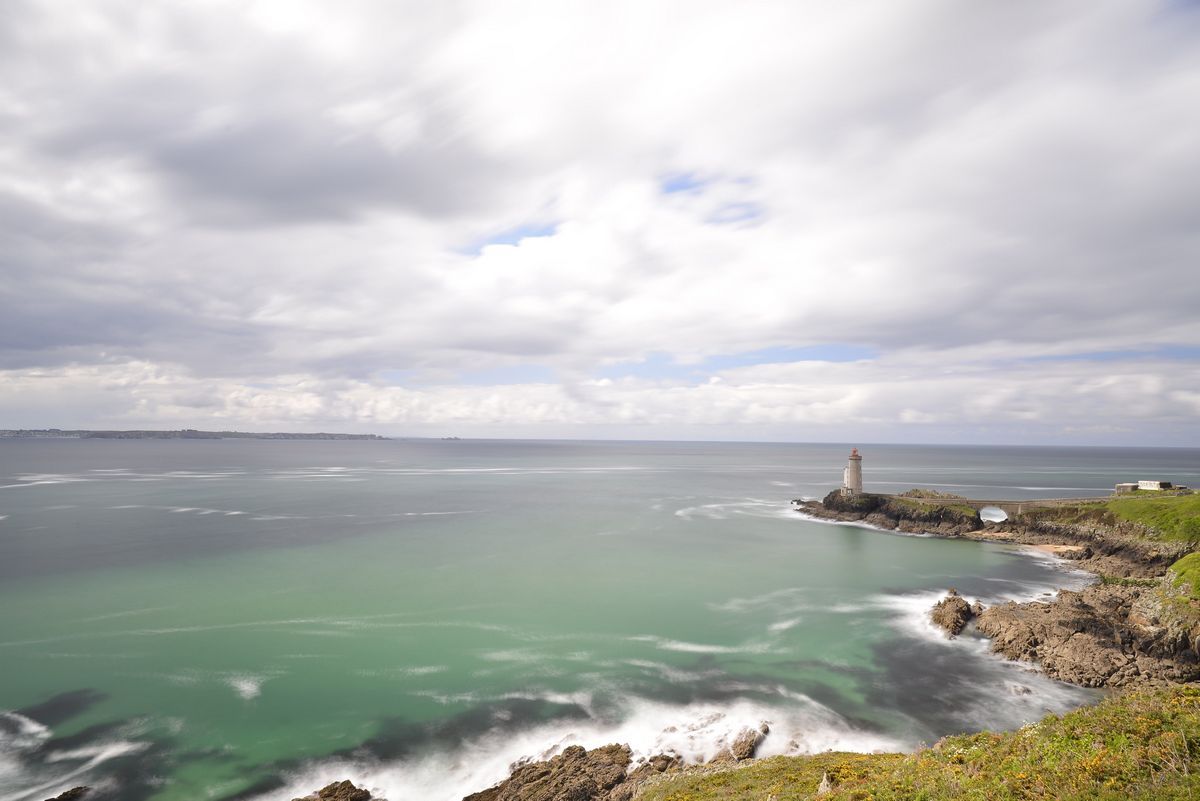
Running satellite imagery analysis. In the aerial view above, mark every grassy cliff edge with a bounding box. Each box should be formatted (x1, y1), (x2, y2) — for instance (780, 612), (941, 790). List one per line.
(1022, 492), (1200, 543)
(640, 686), (1200, 801)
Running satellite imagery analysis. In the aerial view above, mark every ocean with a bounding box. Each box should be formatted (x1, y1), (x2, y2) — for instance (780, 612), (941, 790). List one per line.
(2, 439), (1198, 801)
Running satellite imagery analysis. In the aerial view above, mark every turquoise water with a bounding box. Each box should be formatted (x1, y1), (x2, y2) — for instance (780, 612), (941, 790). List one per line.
(1, 440), (1197, 800)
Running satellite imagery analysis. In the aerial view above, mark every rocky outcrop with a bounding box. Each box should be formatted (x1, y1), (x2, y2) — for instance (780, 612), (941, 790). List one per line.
(795, 492), (983, 536)
(462, 744), (680, 801)
(292, 780), (380, 801)
(975, 583), (1200, 687)
(707, 722), (768, 765)
(799, 486), (1200, 688)
(796, 492), (1193, 579)
(730, 724), (767, 760)
(984, 520), (1192, 578)
(608, 754), (683, 801)
(930, 590), (983, 637)
(44, 789), (89, 801)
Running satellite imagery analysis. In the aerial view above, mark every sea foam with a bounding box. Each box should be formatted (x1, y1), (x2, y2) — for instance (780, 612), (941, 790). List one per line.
(248, 692), (901, 801)
(0, 712), (148, 801)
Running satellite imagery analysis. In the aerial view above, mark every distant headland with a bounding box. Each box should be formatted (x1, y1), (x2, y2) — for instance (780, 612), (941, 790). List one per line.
(794, 447), (1200, 689)
(0, 428), (388, 440)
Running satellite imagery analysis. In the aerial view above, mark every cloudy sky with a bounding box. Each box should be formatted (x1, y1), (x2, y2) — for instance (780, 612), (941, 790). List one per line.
(2, 1), (1198, 444)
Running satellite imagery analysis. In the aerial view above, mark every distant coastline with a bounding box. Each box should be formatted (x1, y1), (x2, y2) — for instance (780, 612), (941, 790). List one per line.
(0, 428), (388, 440)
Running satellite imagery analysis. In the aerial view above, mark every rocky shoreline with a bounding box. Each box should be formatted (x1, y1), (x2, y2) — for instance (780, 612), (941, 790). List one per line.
(794, 490), (1200, 688)
(283, 728), (769, 801)
(285, 747), (694, 801)
(793, 490), (1191, 578)
(461, 744), (681, 801)
(975, 582), (1200, 686)
(285, 490), (1199, 801)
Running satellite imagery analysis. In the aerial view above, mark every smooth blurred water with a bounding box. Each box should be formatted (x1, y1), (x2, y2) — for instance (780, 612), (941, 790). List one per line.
(1, 439), (1197, 801)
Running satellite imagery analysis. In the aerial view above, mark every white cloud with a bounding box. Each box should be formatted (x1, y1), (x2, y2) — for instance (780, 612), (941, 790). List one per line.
(0, 0), (1198, 443)
(1, 353), (1196, 445)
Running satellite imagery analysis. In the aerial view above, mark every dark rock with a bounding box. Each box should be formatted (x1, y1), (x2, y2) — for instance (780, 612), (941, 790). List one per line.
(706, 748), (736, 765)
(730, 726), (764, 760)
(613, 753), (681, 800)
(463, 788), (499, 801)
(462, 744), (632, 801)
(930, 590), (980, 637)
(975, 584), (1200, 687)
(44, 789), (89, 801)
(627, 754), (680, 777)
(996, 521), (1189, 578)
(291, 780), (377, 801)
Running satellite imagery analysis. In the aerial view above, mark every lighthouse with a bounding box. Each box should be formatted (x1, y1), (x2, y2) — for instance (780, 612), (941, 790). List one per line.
(841, 448), (863, 496)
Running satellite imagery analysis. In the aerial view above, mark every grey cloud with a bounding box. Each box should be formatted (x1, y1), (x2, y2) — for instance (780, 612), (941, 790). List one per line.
(0, 1), (1197, 442)
(0, 192), (146, 365)
(10, 3), (521, 225)
(156, 117), (502, 223)
(0, 277), (270, 373)
(42, 90), (516, 224)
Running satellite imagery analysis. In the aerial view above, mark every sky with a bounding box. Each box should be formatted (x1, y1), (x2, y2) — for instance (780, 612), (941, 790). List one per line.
(1, 0), (1199, 445)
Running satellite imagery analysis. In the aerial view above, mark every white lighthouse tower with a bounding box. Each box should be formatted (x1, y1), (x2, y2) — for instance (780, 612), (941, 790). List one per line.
(841, 448), (863, 496)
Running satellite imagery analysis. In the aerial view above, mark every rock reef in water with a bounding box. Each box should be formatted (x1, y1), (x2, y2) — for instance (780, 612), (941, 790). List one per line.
(930, 589), (983, 637)
(44, 789), (89, 801)
(460, 744), (682, 801)
(292, 780), (382, 801)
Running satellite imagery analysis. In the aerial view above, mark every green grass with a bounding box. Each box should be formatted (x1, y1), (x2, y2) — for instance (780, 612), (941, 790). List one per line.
(639, 687), (1200, 801)
(889, 497), (980, 520)
(1098, 574), (1160, 589)
(1106, 493), (1200, 542)
(1016, 493), (1200, 543)
(899, 489), (968, 500)
(1169, 552), (1200, 600)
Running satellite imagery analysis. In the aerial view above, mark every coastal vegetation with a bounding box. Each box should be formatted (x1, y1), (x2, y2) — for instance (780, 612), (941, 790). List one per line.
(889, 495), (981, 521)
(1169, 552), (1200, 601)
(639, 686), (1200, 801)
(892, 489), (981, 519)
(807, 490), (982, 533)
(1020, 493), (1200, 610)
(1021, 492), (1200, 543)
(1107, 492), (1200, 542)
(1097, 574), (1160, 589)
(897, 488), (967, 500)
(856, 489), (1200, 546)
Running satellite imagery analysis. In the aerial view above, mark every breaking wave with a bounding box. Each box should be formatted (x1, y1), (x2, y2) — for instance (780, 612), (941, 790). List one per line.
(248, 693), (901, 801)
(0, 712), (148, 801)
